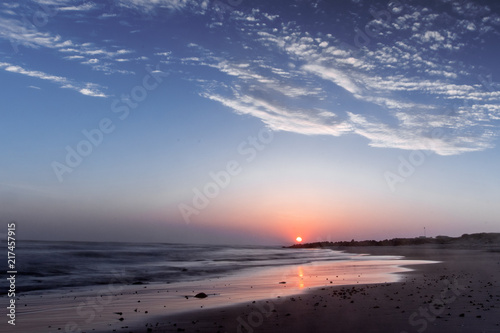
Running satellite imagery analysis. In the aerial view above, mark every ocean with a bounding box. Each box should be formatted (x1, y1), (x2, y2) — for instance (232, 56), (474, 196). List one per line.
(2, 240), (399, 294)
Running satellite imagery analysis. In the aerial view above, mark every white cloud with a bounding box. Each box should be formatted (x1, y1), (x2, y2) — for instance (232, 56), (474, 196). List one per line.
(204, 92), (352, 136)
(99, 13), (118, 18)
(3, 64), (67, 83)
(59, 3), (97, 11)
(348, 112), (494, 155)
(0, 17), (64, 50)
(64, 55), (85, 60)
(145, 2), (499, 156)
(222, 14), (499, 154)
(79, 87), (107, 97)
(192, 54), (322, 99)
(0, 15), (134, 75)
(0, 62), (107, 98)
(155, 51), (172, 57)
(302, 63), (361, 95)
(2, 3), (20, 8)
(82, 58), (99, 64)
(2, 9), (16, 15)
(116, 0), (192, 12)
(116, 49), (132, 55)
(263, 13), (279, 21)
(420, 30), (445, 42)
(31, 0), (73, 5)
(450, 1), (491, 17)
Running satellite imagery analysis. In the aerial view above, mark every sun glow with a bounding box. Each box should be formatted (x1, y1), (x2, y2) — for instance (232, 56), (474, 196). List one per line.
(296, 236), (303, 242)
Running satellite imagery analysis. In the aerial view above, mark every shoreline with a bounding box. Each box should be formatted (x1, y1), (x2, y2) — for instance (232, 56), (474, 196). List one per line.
(135, 245), (500, 333)
(12, 248), (431, 333)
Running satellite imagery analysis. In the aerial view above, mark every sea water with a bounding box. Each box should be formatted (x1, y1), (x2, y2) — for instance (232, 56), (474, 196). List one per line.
(1, 240), (397, 293)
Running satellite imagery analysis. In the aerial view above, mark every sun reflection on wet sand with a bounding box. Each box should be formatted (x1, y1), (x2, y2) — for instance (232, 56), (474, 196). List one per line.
(298, 266), (305, 288)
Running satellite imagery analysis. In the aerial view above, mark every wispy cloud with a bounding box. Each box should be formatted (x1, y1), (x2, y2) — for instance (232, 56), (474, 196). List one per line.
(301, 63), (361, 95)
(99, 13), (118, 19)
(3, 0), (498, 156)
(204, 91), (351, 136)
(0, 14), (134, 74)
(348, 111), (495, 155)
(59, 3), (97, 12)
(116, 0), (193, 12)
(189, 4), (500, 155)
(0, 62), (107, 97)
(0, 17), (65, 50)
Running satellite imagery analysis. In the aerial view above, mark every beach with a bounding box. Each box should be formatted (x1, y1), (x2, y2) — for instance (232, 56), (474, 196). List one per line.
(7, 243), (500, 333)
(6, 241), (426, 333)
(138, 246), (500, 333)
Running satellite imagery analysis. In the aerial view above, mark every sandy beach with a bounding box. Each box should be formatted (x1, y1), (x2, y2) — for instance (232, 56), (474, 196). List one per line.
(9, 245), (500, 333)
(136, 246), (500, 333)
(12, 250), (429, 333)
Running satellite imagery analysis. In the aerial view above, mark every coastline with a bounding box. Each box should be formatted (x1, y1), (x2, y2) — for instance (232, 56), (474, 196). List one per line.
(136, 245), (500, 333)
(11, 248), (431, 333)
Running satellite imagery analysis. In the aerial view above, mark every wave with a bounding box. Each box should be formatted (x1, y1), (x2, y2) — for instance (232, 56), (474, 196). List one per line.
(1, 240), (357, 293)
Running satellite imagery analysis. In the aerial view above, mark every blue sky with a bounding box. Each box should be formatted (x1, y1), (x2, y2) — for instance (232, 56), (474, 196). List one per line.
(1, 0), (500, 244)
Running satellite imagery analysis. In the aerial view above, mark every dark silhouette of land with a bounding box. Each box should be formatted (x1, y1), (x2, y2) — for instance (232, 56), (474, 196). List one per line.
(287, 232), (500, 249)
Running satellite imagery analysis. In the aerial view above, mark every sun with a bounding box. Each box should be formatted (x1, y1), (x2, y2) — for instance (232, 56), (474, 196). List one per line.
(296, 236), (303, 242)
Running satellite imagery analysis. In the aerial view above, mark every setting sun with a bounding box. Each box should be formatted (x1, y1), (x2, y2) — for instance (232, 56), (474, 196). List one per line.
(296, 236), (303, 242)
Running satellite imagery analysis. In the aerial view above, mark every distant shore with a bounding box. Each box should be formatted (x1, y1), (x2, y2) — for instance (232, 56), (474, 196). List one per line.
(142, 244), (500, 333)
(287, 232), (500, 249)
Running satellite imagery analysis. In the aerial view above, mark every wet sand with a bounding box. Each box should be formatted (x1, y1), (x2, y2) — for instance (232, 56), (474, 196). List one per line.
(12, 252), (430, 333)
(138, 246), (500, 333)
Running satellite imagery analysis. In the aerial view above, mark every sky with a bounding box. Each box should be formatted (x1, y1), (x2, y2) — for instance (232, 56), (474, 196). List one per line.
(1, 0), (500, 245)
